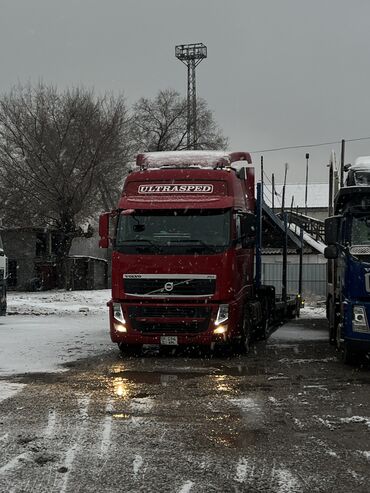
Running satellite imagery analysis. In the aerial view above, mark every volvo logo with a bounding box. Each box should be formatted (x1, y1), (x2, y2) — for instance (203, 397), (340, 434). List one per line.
(164, 282), (174, 292)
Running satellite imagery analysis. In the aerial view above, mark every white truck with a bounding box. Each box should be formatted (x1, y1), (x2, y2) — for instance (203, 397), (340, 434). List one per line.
(0, 233), (7, 315)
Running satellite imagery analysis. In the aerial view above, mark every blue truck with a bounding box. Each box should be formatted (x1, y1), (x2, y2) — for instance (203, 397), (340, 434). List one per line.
(325, 156), (370, 364)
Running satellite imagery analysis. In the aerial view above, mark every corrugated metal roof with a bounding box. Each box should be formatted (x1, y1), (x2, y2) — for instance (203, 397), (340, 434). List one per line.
(272, 183), (328, 209)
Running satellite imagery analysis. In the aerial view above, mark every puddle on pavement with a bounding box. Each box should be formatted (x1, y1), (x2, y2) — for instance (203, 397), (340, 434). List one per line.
(108, 362), (269, 387)
(8, 372), (66, 385)
(217, 365), (268, 377)
(109, 369), (206, 388)
(208, 428), (268, 448)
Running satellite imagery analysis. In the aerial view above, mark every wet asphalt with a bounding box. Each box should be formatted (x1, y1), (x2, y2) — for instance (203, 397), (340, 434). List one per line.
(1, 317), (370, 493)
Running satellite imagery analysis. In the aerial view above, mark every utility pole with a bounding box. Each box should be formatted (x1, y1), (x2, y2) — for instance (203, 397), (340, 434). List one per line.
(281, 163), (288, 215)
(305, 153), (309, 216)
(261, 156), (264, 196)
(340, 139), (345, 188)
(175, 43), (207, 149)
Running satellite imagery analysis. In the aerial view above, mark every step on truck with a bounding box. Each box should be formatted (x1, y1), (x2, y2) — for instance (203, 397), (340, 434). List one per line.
(325, 156), (370, 364)
(0, 232), (7, 315)
(99, 150), (298, 353)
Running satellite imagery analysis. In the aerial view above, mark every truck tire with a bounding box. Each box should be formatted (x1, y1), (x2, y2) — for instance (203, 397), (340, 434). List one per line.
(328, 297), (338, 346)
(342, 343), (359, 366)
(257, 315), (271, 341)
(238, 308), (251, 354)
(254, 298), (271, 341)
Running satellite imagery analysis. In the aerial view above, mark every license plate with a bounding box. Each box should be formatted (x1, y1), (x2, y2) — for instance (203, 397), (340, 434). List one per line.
(160, 336), (178, 345)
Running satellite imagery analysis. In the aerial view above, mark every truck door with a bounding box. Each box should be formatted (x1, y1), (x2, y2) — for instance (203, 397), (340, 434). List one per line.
(235, 213), (253, 295)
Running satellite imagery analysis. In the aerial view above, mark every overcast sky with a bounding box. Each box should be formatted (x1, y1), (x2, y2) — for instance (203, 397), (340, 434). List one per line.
(1, 0), (370, 184)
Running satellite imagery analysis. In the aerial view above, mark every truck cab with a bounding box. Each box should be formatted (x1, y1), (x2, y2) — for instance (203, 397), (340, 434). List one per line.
(99, 151), (260, 352)
(325, 166), (370, 363)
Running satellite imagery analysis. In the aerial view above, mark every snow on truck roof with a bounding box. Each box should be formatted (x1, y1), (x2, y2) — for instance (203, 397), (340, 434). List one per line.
(351, 156), (370, 171)
(136, 150), (252, 168)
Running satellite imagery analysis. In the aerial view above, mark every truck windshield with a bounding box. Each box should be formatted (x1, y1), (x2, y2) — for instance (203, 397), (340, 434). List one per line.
(351, 215), (370, 245)
(115, 209), (231, 254)
(354, 171), (370, 186)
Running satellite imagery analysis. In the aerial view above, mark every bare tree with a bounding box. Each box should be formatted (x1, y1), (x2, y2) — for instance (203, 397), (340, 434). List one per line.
(0, 83), (132, 285)
(130, 89), (228, 152)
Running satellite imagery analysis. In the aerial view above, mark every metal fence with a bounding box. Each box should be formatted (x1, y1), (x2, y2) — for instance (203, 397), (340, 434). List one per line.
(262, 262), (327, 297)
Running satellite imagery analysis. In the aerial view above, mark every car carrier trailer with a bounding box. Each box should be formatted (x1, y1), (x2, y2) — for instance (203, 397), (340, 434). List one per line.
(99, 150), (299, 353)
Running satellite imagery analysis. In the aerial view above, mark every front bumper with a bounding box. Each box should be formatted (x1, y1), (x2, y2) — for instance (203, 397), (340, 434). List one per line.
(108, 300), (237, 345)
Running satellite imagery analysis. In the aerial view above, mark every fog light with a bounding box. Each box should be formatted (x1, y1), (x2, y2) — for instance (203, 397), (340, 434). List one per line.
(114, 323), (127, 333)
(214, 325), (227, 335)
(353, 305), (369, 333)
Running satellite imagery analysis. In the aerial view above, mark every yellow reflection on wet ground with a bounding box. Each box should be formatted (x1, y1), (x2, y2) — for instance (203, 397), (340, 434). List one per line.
(112, 377), (130, 398)
(213, 374), (234, 393)
(110, 363), (127, 374)
(112, 413), (131, 420)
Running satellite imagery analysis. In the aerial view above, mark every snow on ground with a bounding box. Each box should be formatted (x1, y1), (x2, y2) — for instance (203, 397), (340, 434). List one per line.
(270, 301), (327, 344)
(0, 290), (327, 378)
(7, 289), (111, 316)
(0, 290), (112, 377)
(300, 304), (326, 319)
(0, 382), (25, 403)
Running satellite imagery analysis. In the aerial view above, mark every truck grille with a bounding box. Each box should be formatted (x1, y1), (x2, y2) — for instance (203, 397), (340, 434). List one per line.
(132, 321), (209, 334)
(123, 276), (216, 297)
(127, 305), (212, 334)
(350, 246), (370, 256)
(128, 305), (211, 318)
(350, 247), (370, 264)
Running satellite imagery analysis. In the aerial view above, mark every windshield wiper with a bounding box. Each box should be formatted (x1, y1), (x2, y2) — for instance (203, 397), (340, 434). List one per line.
(168, 239), (218, 253)
(119, 239), (162, 253)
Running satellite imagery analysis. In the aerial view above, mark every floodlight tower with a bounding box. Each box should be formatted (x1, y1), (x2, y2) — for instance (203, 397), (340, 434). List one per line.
(175, 43), (207, 149)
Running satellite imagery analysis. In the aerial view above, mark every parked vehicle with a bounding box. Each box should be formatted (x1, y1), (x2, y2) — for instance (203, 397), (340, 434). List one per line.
(0, 233), (7, 316)
(325, 156), (370, 363)
(99, 150), (298, 353)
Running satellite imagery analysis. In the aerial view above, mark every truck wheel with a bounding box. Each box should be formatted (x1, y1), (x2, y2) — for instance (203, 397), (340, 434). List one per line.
(118, 343), (142, 356)
(258, 316), (271, 341)
(342, 343), (358, 365)
(328, 323), (336, 345)
(238, 313), (251, 354)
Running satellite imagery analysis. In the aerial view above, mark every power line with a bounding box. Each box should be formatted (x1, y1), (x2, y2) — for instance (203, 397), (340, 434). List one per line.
(250, 136), (370, 154)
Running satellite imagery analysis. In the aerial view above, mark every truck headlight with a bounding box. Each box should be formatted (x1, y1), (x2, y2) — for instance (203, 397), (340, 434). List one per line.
(215, 304), (229, 325)
(353, 305), (369, 332)
(214, 325), (227, 335)
(113, 303), (125, 324)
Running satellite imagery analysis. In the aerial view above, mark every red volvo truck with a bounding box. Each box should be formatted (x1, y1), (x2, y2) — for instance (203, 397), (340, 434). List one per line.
(99, 150), (296, 353)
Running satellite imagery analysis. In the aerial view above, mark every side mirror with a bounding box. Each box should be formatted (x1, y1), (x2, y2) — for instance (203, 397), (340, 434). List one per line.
(237, 167), (247, 180)
(99, 212), (110, 249)
(324, 245), (339, 259)
(325, 215), (342, 245)
(242, 237), (255, 249)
